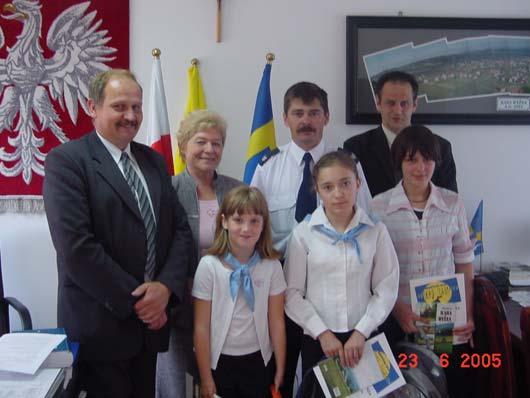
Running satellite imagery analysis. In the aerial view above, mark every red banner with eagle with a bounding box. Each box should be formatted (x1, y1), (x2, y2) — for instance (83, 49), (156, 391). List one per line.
(0, 0), (129, 212)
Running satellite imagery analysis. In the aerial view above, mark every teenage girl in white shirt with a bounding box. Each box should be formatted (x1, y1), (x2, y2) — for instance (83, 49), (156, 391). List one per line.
(284, 150), (399, 375)
(193, 186), (286, 398)
(371, 125), (475, 398)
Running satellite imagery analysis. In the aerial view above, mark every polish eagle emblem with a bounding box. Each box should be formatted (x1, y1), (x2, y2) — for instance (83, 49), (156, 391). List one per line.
(0, 0), (116, 184)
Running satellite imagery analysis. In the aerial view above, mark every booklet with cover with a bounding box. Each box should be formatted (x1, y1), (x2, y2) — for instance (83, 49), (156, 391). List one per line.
(313, 333), (406, 398)
(410, 274), (467, 349)
(416, 302), (456, 354)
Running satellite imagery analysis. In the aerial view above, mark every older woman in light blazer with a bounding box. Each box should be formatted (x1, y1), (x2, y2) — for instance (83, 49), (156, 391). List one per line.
(156, 110), (242, 398)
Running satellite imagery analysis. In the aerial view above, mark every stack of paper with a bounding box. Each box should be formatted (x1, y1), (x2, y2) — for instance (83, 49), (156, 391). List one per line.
(507, 265), (530, 286)
(14, 328), (78, 368)
(0, 333), (66, 374)
(509, 290), (530, 307)
(0, 333), (67, 398)
(0, 368), (63, 398)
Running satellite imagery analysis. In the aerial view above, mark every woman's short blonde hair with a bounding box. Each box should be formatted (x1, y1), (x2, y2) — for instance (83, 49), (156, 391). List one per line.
(176, 110), (227, 156)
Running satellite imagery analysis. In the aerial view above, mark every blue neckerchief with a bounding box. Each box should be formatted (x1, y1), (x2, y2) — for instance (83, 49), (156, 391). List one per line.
(314, 222), (370, 261)
(224, 251), (260, 311)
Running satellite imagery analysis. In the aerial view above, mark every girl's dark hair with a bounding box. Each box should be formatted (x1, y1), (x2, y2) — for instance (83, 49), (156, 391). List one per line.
(391, 125), (441, 170)
(312, 150), (359, 184)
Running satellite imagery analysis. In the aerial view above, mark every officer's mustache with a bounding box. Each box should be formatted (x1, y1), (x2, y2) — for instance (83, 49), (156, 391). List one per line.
(297, 125), (315, 133)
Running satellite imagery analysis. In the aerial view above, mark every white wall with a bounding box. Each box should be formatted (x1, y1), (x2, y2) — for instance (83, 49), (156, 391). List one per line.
(1, 0), (529, 328)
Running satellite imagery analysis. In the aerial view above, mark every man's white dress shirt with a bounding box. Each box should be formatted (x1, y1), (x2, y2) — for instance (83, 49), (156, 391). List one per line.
(251, 140), (372, 256)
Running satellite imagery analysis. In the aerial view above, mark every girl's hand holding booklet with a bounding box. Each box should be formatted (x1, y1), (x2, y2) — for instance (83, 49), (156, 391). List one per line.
(313, 333), (405, 398)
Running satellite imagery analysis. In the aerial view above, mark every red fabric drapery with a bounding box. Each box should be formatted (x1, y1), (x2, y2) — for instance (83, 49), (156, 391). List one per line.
(0, 0), (129, 212)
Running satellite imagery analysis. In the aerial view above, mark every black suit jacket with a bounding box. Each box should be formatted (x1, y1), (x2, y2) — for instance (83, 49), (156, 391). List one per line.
(343, 126), (458, 197)
(43, 132), (192, 361)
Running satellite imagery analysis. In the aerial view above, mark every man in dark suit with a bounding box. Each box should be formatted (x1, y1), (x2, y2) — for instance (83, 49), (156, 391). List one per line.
(43, 69), (192, 397)
(344, 71), (457, 197)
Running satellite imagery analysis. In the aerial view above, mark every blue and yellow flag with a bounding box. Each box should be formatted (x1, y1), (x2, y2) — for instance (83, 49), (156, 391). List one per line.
(469, 200), (484, 256)
(243, 61), (277, 184)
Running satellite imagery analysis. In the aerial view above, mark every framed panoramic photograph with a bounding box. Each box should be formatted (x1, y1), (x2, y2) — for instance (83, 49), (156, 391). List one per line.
(346, 16), (530, 124)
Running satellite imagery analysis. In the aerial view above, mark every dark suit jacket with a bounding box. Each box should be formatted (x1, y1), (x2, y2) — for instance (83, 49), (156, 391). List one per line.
(343, 126), (458, 197)
(43, 132), (192, 361)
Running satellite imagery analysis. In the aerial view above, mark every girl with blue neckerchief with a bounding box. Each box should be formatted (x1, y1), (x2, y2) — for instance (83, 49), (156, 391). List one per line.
(284, 150), (399, 375)
(193, 186), (286, 398)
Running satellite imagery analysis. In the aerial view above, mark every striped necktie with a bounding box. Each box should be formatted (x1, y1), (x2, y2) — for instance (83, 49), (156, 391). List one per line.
(120, 152), (156, 280)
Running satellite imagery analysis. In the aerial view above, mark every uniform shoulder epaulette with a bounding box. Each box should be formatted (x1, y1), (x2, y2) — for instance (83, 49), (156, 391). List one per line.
(258, 147), (280, 166)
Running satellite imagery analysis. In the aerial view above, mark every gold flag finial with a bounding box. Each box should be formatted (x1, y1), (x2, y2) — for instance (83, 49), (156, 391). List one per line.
(216, 0), (222, 42)
(266, 53), (275, 64)
(191, 58), (199, 66)
(152, 48), (161, 58)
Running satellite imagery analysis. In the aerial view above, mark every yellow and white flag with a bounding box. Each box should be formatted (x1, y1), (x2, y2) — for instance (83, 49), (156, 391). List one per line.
(173, 61), (207, 174)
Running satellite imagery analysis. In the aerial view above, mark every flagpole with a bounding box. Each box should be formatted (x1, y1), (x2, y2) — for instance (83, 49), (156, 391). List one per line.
(216, 0), (222, 42)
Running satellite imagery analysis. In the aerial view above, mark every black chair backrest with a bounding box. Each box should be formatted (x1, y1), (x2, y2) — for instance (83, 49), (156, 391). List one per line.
(394, 341), (448, 398)
(0, 250), (32, 336)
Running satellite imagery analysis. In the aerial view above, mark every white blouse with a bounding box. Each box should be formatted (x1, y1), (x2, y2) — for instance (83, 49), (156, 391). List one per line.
(284, 206), (399, 340)
(192, 255), (286, 369)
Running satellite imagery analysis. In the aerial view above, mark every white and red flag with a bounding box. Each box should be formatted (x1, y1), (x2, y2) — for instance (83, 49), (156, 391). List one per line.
(148, 52), (174, 175)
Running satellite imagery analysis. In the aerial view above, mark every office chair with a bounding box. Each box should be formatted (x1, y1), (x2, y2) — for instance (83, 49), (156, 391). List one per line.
(0, 249), (32, 336)
(472, 275), (515, 398)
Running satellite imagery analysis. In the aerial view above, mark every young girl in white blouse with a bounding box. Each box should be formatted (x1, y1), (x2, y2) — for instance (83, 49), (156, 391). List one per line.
(193, 186), (286, 398)
(284, 150), (399, 375)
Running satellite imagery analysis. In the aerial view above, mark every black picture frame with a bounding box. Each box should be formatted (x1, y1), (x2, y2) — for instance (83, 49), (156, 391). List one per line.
(346, 16), (530, 125)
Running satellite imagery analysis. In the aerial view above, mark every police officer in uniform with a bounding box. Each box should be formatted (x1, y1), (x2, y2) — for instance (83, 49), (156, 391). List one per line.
(251, 82), (371, 397)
